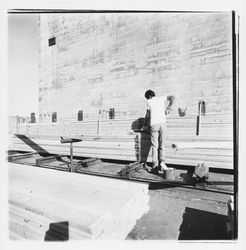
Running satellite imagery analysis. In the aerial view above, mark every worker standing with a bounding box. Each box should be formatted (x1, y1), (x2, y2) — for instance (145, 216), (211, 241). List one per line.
(142, 90), (175, 173)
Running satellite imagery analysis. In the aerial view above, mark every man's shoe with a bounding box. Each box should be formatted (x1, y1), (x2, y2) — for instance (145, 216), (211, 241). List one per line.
(150, 167), (159, 174)
(160, 162), (169, 171)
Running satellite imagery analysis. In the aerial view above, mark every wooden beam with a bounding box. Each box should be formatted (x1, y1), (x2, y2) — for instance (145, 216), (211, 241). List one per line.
(9, 163), (149, 240)
(10, 133), (233, 169)
(172, 141), (233, 150)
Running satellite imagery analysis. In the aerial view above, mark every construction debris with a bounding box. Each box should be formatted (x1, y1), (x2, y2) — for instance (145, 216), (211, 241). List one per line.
(36, 155), (63, 166)
(194, 163), (210, 179)
(119, 161), (144, 178)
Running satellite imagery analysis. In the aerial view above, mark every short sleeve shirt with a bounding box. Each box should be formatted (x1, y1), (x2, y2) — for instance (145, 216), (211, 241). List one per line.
(146, 96), (167, 126)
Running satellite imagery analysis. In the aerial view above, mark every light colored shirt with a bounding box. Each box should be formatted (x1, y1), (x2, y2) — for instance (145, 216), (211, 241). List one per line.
(146, 96), (167, 126)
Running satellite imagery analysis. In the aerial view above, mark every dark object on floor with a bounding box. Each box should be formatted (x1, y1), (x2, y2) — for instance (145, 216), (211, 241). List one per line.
(44, 221), (69, 241)
(118, 161), (144, 177)
(163, 168), (176, 180)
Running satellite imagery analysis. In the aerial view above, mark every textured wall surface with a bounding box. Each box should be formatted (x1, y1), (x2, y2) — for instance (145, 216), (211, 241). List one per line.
(38, 13), (233, 125)
(26, 12), (234, 145)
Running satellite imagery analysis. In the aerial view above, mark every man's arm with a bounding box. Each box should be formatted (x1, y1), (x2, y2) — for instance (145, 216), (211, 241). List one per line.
(165, 95), (175, 115)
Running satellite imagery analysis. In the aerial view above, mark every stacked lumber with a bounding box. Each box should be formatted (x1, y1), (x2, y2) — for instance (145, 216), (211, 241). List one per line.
(166, 115), (233, 136)
(9, 133), (233, 169)
(226, 196), (235, 238)
(10, 134), (139, 161)
(11, 113), (233, 170)
(168, 135), (233, 169)
(9, 163), (149, 240)
(16, 115), (233, 137)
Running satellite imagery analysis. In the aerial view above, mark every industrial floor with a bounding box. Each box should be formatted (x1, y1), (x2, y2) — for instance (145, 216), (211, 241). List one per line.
(126, 185), (231, 240)
(8, 151), (233, 240)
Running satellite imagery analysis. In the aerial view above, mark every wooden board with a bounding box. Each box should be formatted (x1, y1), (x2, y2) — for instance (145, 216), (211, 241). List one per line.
(8, 163), (149, 240)
(172, 141), (232, 149)
(9, 133), (233, 169)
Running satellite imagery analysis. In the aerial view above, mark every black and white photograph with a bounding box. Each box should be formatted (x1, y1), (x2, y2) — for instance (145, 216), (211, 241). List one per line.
(1, 0), (245, 247)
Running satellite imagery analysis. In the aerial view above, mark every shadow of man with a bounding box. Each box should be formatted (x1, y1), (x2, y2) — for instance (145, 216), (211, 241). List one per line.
(131, 118), (151, 165)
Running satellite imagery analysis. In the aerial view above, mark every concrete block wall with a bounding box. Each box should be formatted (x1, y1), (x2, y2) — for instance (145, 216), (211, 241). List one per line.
(37, 12), (233, 136)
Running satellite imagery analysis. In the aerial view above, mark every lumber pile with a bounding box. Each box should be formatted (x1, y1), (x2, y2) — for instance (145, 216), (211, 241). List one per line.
(9, 133), (233, 169)
(168, 135), (233, 169)
(16, 115), (233, 137)
(9, 163), (149, 240)
(10, 113), (233, 170)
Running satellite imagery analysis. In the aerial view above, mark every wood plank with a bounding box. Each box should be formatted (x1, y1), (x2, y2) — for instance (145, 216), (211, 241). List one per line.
(10, 132), (233, 169)
(9, 206), (89, 240)
(9, 163), (149, 240)
(16, 114), (233, 137)
(11, 146), (233, 169)
(166, 159), (233, 169)
(172, 141), (232, 150)
(12, 133), (233, 142)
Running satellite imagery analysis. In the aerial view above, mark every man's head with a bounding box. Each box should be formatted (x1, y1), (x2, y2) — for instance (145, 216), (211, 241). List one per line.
(144, 90), (155, 100)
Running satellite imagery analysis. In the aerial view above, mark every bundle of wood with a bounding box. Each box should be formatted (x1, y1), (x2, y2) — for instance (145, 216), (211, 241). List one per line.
(9, 133), (233, 169)
(16, 115), (232, 137)
(9, 163), (149, 240)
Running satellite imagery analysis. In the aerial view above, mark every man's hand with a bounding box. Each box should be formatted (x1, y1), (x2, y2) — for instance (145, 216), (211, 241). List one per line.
(165, 95), (175, 115)
(165, 107), (172, 115)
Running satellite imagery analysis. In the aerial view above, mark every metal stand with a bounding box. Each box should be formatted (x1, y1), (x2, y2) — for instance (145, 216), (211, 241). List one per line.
(60, 137), (82, 172)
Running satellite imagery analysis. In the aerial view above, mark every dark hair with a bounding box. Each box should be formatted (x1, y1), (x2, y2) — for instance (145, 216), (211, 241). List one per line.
(144, 90), (155, 99)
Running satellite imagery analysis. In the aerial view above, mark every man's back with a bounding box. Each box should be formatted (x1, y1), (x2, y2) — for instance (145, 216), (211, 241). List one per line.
(147, 96), (167, 126)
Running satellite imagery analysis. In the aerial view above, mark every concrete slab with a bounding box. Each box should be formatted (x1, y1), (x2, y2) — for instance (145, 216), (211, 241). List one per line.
(126, 186), (231, 240)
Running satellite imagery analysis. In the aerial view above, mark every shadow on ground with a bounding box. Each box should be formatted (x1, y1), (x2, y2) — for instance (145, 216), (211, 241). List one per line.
(44, 221), (69, 241)
(178, 207), (229, 240)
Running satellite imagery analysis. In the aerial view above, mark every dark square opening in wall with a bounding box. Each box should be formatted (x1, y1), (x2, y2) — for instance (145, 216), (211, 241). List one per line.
(52, 112), (57, 122)
(78, 110), (83, 121)
(198, 101), (206, 116)
(109, 108), (115, 119)
(30, 112), (36, 123)
(48, 37), (56, 46)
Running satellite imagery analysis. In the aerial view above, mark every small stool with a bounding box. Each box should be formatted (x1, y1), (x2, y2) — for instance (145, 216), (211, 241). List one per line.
(60, 137), (82, 172)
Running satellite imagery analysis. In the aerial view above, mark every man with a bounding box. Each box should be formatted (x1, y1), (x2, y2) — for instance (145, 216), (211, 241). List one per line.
(142, 90), (175, 172)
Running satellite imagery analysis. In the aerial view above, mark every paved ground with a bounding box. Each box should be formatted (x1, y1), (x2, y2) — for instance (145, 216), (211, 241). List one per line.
(126, 186), (231, 240)
(8, 151), (234, 240)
